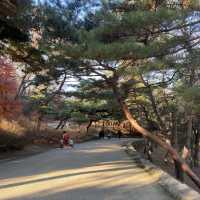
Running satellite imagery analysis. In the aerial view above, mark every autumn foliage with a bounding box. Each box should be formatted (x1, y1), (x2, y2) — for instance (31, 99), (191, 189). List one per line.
(0, 57), (21, 118)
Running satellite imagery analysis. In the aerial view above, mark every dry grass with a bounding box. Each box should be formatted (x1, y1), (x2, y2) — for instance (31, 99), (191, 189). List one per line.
(65, 125), (100, 142)
(0, 119), (25, 136)
(0, 117), (50, 151)
(0, 119), (28, 151)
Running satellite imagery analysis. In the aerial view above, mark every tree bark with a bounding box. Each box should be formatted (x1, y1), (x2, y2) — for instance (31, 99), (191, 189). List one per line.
(60, 121), (67, 129)
(111, 83), (200, 189)
(171, 112), (178, 149)
(56, 119), (64, 129)
(186, 115), (193, 148)
(36, 114), (43, 131)
(140, 74), (166, 131)
(183, 114), (193, 166)
(192, 127), (200, 168)
(87, 119), (95, 133)
(174, 160), (184, 182)
(194, 132), (200, 167)
(15, 73), (27, 100)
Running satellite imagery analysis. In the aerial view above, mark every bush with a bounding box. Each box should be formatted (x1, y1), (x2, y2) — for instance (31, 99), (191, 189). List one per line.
(0, 130), (29, 152)
(0, 119), (29, 152)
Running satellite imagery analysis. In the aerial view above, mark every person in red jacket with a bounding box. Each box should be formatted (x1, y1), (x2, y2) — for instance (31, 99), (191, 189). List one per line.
(63, 131), (70, 146)
(60, 131), (74, 148)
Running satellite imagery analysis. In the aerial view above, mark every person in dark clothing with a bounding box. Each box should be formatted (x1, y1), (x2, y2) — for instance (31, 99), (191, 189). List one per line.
(107, 132), (112, 139)
(99, 129), (105, 139)
(117, 130), (122, 139)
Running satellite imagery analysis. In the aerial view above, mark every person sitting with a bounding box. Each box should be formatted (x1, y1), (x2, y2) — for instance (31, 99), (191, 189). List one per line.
(61, 131), (74, 148)
(62, 131), (70, 146)
(68, 138), (74, 148)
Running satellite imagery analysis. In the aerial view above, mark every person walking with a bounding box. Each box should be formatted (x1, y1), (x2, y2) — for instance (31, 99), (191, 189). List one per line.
(99, 129), (105, 139)
(117, 130), (122, 139)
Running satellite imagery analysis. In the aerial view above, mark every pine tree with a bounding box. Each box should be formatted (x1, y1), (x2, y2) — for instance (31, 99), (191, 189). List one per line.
(55, 0), (200, 187)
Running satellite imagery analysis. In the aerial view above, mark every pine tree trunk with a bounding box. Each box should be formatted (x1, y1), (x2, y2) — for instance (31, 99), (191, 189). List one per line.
(36, 114), (43, 131)
(174, 160), (184, 182)
(140, 74), (165, 130)
(193, 128), (200, 167)
(186, 115), (193, 148)
(111, 83), (200, 189)
(184, 114), (193, 166)
(15, 73), (27, 100)
(171, 112), (178, 149)
(170, 114), (180, 179)
(56, 119), (64, 129)
(87, 119), (94, 133)
(60, 121), (67, 129)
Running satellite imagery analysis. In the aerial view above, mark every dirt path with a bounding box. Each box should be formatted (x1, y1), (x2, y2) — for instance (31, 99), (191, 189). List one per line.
(0, 139), (174, 200)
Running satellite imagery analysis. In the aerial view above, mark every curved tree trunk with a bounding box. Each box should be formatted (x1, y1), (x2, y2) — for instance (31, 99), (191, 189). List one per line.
(87, 119), (94, 133)
(60, 121), (67, 129)
(191, 126), (200, 168)
(15, 73), (27, 100)
(186, 114), (193, 147)
(111, 83), (200, 189)
(171, 112), (178, 149)
(36, 114), (43, 131)
(56, 119), (64, 129)
(139, 74), (166, 131)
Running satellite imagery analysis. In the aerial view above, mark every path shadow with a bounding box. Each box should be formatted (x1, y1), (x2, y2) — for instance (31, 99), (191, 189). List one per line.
(0, 165), (142, 190)
(0, 140), (133, 180)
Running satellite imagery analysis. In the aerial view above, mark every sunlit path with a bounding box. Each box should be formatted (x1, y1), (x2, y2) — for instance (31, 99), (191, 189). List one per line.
(0, 139), (173, 200)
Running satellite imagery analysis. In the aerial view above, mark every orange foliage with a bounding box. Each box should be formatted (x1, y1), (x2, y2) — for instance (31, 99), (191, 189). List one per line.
(0, 57), (21, 118)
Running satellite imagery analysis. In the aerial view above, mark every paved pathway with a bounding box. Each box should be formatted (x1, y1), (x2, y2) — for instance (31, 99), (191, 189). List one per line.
(0, 139), (173, 200)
